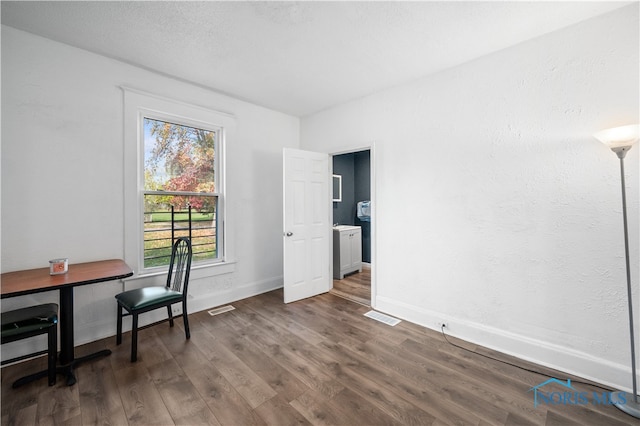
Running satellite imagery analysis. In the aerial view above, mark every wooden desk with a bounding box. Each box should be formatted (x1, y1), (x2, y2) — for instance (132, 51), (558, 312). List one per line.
(1, 259), (133, 386)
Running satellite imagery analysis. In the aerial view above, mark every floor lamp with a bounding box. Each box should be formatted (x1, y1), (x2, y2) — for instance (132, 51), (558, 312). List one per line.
(593, 123), (639, 418)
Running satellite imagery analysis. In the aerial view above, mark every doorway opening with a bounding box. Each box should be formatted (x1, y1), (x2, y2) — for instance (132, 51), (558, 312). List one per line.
(330, 149), (372, 306)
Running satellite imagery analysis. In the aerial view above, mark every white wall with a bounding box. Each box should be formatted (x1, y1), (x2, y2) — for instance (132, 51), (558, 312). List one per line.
(301, 5), (639, 390)
(1, 26), (298, 359)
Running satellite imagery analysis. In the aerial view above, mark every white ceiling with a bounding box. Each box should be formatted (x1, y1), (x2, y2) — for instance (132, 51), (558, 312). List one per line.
(1, 1), (631, 117)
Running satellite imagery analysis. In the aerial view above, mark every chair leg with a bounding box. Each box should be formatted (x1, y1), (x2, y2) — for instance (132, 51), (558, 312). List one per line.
(183, 300), (190, 339)
(167, 305), (174, 327)
(47, 325), (57, 386)
(131, 313), (138, 362)
(116, 305), (123, 345)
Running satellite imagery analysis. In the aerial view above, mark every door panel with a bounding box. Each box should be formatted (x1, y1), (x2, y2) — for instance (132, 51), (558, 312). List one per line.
(283, 148), (331, 303)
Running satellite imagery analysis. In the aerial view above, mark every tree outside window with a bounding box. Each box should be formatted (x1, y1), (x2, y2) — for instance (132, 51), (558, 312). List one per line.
(143, 117), (219, 268)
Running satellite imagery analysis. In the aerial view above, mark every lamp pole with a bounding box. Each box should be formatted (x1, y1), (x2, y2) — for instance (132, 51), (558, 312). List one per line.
(613, 146), (638, 414)
(594, 124), (640, 418)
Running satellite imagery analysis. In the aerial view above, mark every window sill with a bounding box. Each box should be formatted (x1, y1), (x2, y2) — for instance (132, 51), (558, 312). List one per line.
(124, 259), (236, 282)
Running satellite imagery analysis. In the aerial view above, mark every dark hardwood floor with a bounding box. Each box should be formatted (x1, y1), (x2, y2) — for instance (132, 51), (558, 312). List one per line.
(331, 263), (370, 306)
(2, 289), (637, 425)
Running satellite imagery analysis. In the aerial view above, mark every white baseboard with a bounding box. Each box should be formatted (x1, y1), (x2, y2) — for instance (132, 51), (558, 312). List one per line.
(375, 295), (635, 393)
(188, 275), (283, 314)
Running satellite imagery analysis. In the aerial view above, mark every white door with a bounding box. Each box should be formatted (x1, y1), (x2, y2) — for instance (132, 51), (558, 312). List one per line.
(283, 148), (332, 303)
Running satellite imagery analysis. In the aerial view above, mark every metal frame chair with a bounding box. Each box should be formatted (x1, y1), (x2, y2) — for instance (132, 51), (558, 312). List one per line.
(1, 303), (58, 387)
(115, 237), (192, 362)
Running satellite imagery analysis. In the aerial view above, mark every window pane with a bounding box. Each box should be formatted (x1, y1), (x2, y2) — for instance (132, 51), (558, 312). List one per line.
(144, 118), (216, 193)
(143, 194), (218, 268)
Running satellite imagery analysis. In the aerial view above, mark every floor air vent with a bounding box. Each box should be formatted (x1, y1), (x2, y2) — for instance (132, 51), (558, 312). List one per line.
(364, 310), (401, 326)
(208, 305), (235, 316)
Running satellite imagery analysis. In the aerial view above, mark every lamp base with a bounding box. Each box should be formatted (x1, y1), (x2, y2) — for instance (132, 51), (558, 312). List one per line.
(612, 391), (640, 419)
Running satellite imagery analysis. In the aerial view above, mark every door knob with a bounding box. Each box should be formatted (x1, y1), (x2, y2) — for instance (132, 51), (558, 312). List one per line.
(285, 232), (293, 237)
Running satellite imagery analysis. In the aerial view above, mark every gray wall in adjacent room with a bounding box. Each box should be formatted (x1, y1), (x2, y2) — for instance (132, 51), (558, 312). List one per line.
(333, 150), (371, 263)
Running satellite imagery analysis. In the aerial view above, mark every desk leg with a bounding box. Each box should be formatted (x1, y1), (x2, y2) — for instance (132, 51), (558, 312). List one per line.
(59, 287), (74, 365)
(56, 286), (111, 386)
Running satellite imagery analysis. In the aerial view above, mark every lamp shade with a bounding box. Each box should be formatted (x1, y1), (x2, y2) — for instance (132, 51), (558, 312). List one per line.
(593, 124), (639, 149)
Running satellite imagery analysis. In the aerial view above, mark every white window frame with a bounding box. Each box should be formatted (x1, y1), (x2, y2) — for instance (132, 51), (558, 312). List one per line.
(123, 87), (236, 279)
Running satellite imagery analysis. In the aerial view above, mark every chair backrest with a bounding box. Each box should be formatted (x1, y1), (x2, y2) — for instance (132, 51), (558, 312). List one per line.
(166, 237), (193, 295)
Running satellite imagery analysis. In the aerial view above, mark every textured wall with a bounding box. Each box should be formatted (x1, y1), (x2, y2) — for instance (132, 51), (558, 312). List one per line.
(301, 5), (639, 389)
(1, 26), (298, 359)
